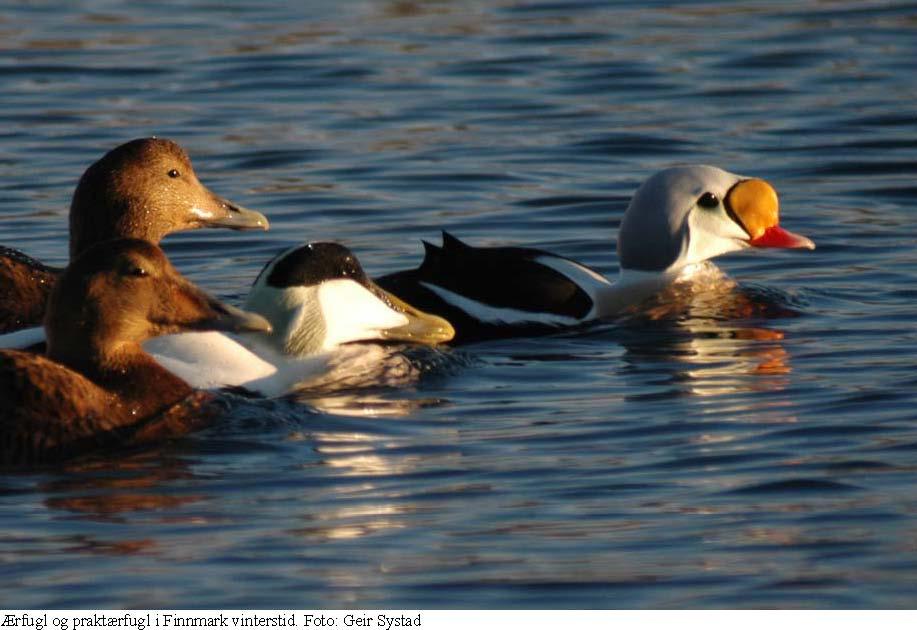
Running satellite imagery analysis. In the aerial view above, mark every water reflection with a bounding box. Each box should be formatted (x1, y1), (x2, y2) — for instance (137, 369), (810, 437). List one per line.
(40, 453), (204, 522)
(287, 344), (456, 417)
(618, 265), (797, 400)
(287, 429), (462, 544)
(294, 392), (440, 417)
(288, 503), (410, 542)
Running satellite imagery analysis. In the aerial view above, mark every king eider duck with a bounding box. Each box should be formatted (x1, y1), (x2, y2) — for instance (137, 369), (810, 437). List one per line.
(0, 238), (271, 468)
(142, 242), (455, 397)
(0, 138), (270, 334)
(376, 165), (815, 344)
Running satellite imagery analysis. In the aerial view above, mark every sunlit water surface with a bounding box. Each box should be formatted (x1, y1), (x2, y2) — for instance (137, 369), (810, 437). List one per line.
(1, 0), (916, 608)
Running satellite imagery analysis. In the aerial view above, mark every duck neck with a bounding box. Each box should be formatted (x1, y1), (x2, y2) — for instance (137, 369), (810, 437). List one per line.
(50, 341), (194, 416)
(245, 285), (326, 357)
(591, 267), (682, 318)
(69, 201), (164, 259)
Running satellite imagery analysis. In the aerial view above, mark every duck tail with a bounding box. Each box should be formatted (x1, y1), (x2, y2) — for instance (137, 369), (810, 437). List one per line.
(419, 240), (442, 273)
(441, 231), (469, 252)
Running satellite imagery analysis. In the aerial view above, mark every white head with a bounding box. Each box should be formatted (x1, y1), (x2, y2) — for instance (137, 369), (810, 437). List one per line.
(616, 165), (814, 275)
(245, 242), (454, 356)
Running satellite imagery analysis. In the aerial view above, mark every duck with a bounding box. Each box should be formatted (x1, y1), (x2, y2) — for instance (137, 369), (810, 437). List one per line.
(143, 241), (455, 397)
(0, 238), (271, 468)
(0, 137), (270, 334)
(376, 165), (815, 344)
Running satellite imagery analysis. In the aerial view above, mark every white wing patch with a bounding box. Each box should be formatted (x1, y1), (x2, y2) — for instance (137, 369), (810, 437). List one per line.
(419, 282), (582, 327)
(535, 255), (615, 320)
(145, 331), (334, 397)
(318, 279), (409, 350)
(535, 255), (612, 289)
(145, 331), (279, 390)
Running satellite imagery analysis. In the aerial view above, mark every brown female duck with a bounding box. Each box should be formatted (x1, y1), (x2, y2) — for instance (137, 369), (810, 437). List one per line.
(0, 137), (269, 333)
(0, 238), (271, 467)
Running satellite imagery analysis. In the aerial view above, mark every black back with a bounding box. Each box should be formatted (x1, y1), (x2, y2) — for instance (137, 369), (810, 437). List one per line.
(376, 232), (596, 344)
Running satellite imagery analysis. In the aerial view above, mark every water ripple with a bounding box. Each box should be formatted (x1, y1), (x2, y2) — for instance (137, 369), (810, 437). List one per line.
(1, 0), (916, 609)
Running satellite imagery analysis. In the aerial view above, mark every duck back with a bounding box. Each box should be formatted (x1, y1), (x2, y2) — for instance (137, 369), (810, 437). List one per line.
(0, 247), (59, 333)
(376, 232), (604, 344)
(0, 350), (213, 467)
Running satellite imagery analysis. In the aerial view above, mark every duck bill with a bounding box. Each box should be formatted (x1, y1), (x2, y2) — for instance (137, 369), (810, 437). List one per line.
(373, 285), (455, 345)
(749, 225), (815, 250)
(726, 178), (815, 251)
(185, 288), (273, 334)
(156, 278), (273, 336)
(204, 299), (273, 334)
(196, 193), (270, 232)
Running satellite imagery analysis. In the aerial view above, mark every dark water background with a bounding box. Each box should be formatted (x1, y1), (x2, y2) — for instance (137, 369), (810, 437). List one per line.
(1, 0), (917, 608)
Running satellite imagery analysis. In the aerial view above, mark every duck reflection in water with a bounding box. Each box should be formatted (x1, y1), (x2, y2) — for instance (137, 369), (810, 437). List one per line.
(614, 263), (800, 401)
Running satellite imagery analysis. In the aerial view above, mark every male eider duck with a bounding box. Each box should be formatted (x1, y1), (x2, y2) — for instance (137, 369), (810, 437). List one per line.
(0, 238), (271, 467)
(0, 138), (270, 334)
(377, 165), (815, 343)
(144, 242), (455, 396)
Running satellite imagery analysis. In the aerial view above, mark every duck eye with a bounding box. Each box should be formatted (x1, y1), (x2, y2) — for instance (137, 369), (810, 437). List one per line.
(697, 191), (719, 208)
(167, 169), (180, 178)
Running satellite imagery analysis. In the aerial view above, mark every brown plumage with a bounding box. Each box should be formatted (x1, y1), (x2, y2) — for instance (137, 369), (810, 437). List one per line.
(0, 238), (271, 467)
(0, 247), (58, 334)
(0, 137), (269, 333)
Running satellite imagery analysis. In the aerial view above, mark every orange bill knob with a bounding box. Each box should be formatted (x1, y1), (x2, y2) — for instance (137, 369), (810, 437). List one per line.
(726, 178), (815, 250)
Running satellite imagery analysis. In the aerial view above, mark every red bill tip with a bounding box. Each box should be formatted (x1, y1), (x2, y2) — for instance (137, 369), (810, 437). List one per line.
(749, 225), (815, 250)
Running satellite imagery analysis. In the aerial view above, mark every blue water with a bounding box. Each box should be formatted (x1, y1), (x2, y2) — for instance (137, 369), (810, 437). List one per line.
(2, 0), (917, 608)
